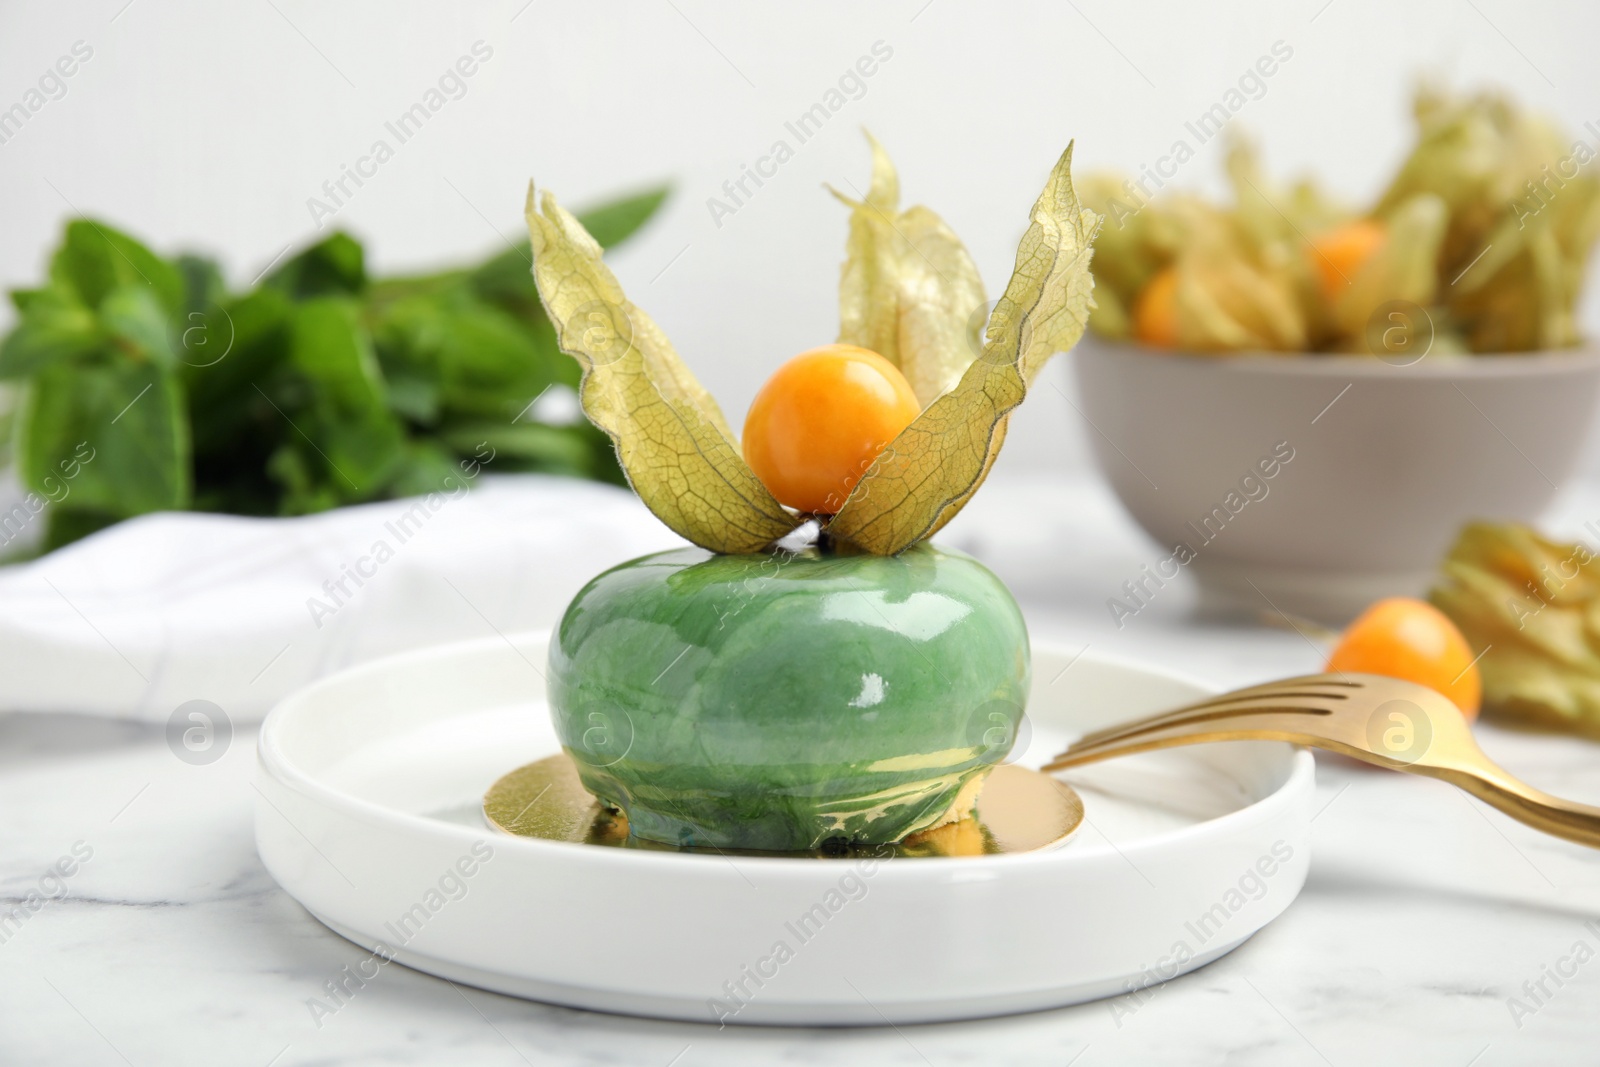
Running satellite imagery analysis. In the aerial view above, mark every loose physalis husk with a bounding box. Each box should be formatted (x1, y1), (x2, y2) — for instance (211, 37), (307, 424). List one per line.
(1429, 522), (1600, 738)
(525, 187), (795, 554)
(832, 132), (988, 407)
(825, 144), (1100, 555)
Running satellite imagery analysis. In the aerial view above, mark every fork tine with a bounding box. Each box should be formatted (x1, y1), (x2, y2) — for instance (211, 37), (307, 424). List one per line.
(1066, 701), (1337, 754)
(1065, 675), (1358, 749)
(1063, 696), (1334, 754)
(1041, 713), (1325, 772)
(1179, 674), (1363, 706)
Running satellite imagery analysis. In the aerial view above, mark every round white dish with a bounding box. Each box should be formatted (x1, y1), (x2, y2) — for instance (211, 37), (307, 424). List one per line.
(255, 632), (1313, 1026)
(1073, 338), (1600, 623)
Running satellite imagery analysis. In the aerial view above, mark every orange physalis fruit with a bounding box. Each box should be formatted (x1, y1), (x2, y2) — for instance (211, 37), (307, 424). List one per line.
(1133, 266), (1180, 348)
(742, 344), (921, 516)
(1326, 596), (1481, 718)
(1308, 219), (1387, 304)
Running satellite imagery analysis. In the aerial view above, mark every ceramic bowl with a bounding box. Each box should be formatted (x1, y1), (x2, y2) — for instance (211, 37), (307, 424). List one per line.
(1073, 337), (1600, 622)
(548, 544), (1030, 851)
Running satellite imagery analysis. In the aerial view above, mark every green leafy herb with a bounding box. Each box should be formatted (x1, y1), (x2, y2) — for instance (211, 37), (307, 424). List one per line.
(0, 186), (669, 552)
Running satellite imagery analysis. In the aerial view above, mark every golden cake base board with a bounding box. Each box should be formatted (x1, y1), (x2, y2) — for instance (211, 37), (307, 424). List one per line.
(483, 754), (1083, 859)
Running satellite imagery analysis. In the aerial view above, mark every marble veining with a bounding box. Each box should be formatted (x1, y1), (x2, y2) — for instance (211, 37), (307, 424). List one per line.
(3, 474), (1600, 1065)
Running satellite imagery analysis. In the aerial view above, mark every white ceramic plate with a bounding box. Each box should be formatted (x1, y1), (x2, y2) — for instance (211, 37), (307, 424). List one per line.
(255, 633), (1314, 1026)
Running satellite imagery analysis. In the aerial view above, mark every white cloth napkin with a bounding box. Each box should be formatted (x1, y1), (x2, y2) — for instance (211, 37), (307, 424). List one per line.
(0, 475), (685, 722)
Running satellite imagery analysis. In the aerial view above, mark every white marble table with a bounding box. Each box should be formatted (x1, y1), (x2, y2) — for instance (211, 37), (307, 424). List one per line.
(4, 475), (1599, 1066)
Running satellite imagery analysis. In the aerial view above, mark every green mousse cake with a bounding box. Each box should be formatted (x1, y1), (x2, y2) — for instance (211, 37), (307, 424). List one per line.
(547, 543), (1030, 851)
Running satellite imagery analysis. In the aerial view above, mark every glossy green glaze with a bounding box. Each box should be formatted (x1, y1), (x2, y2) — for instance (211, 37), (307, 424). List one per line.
(548, 543), (1030, 851)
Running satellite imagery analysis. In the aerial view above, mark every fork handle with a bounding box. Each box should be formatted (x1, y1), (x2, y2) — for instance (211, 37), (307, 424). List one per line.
(1430, 762), (1600, 850)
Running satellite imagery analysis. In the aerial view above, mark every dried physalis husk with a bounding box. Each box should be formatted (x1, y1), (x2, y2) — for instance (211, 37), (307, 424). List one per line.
(1224, 134), (1351, 346)
(1086, 85), (1600, 355)
(832, 132), (988, 407)
(1077, 174), (1156, 339)
(1225, 134), (1349, 256)
(525, 187), (796, 554)
(1430, 521), (1600, 737)
(826, 144), (1099, 555)
(1082, 152), (1309, 354)
(1328, 192), (1448, 348)
(1378, 85), (1600, 352)
(1170, 238), (1307, 353)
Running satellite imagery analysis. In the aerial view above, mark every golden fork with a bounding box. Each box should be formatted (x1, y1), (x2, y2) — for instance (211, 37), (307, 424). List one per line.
(1042, 672), (1600, 849)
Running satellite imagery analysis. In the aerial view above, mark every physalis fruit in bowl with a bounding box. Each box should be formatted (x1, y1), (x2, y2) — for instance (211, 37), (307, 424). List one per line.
(1086, 85), (1600, 355)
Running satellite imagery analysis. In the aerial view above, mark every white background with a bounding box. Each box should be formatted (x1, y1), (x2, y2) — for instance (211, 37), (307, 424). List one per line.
(1, 0), (1597, 473)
